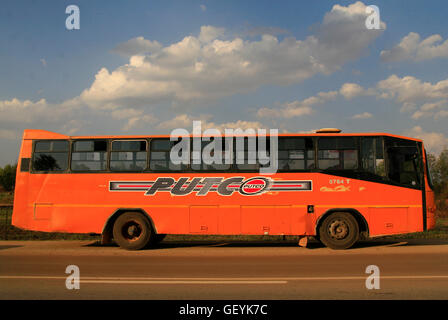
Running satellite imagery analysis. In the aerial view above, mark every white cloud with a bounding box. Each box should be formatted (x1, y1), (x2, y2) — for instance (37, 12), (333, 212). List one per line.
(352, 112), (372, 119)
(156, 114), (264, 133)
(404, 126), (448, 154)
(339, 83), (367, 99)
(258, 80), (380, 119)
(0, 98), (84, 124)
(80, 2), (385, 110)
(157, 114), (197, 130)
(257, 103), (312, 119)
(377, 75), (448, 113)
(0, 97), (92, 141)
(198, 25), (225, 43)
(339, 82), (376, 99)
(203, 120), (264, 132)
(111, 108), (145, 120)
(411, 100), (448, 120)
(61, 120), (84, 135)
(381, 32), (448, 62)
(244, 26), (290, 37)
(257, 74), (448, 121)
(122, 114), (157, 131)
(109, 108), (158, 131)
(257, 90), (338, 118)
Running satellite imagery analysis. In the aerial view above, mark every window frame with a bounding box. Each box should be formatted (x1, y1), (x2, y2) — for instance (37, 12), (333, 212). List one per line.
(109, 139), (148, 172)
(31, 139), (70, 173)
(70, 139), (109, 173)
(317, 136), (360, 171)
(149, 138), (190, 172)
(276, 137), (315, 172)
(383, 137), (423, 189)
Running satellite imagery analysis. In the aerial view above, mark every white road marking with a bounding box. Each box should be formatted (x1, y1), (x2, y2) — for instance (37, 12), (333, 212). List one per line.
(81, 280), (287, 284)
(1, 275), (448, 283)
(0, 276), (285, 284)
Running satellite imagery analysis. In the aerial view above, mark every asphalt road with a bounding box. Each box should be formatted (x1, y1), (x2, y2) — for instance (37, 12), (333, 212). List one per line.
(1, 238), (448, 300)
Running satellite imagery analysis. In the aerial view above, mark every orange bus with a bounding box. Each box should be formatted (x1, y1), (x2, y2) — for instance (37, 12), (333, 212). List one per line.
(12, 129), (436, 250)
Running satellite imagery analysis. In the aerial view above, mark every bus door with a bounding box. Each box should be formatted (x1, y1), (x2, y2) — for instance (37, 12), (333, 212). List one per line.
(369, 139), (423, 235)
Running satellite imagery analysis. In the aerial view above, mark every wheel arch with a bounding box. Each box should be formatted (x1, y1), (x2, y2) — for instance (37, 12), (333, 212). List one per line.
(101, 208), (157, 244)
(315, 208), (369, 239)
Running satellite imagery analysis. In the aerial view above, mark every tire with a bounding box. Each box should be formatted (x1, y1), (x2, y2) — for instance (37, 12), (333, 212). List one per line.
(318, 212), (359, 250)
(113, 212), (154, 250)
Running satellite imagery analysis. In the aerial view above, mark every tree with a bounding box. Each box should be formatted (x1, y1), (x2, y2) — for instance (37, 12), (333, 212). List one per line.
(428, 149), (448, 216)
(0, 164), (17, 192)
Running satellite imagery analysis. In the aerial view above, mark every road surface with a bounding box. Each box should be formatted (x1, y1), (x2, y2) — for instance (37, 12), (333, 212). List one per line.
(1, 238), (448, 299)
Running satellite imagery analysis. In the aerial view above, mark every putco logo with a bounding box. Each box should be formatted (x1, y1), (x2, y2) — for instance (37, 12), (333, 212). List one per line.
(239, 177), (270, 195)
(110, 177), (312, 196)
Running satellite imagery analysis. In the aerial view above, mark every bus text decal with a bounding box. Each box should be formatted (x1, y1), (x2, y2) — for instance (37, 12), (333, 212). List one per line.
(109, 177), (312, 196)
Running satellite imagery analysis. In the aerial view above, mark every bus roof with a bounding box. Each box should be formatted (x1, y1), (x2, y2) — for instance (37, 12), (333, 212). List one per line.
(22, 129), (423, 143)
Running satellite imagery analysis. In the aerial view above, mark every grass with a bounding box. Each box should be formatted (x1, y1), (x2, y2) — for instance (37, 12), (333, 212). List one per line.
(385, 218), (448, 240)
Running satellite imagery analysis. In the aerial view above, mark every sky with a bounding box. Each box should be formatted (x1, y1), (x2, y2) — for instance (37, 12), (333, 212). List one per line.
(1, 0), (448, 165)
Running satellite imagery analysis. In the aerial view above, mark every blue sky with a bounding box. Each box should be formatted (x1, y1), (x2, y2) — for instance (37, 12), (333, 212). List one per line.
(1, 0), (448, 165)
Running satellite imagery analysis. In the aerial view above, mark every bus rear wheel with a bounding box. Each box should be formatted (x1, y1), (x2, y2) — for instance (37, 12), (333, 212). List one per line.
(113, 212), (153, 250)
(318, 212), (359, 250)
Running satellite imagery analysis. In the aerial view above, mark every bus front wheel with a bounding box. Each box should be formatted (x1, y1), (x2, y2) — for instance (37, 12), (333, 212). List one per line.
(113, 212), (154, 250)
(318, 212), (359, 250)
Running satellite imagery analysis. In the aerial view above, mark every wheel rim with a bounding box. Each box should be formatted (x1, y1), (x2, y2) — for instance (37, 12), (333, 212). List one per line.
(121, 220), (143, 242)
(328, 219), (349, 240)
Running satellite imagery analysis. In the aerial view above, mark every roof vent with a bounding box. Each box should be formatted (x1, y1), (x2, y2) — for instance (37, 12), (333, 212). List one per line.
(315, 128), (342, 133)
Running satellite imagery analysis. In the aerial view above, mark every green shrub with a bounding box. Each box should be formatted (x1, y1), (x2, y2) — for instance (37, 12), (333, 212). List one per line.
(0, 164), (17, 192)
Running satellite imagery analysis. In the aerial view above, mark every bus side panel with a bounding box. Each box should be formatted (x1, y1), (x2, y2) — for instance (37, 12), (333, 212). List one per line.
(425, 189), (436, 230)
(366, 186), (423, 236)
(189, 205), (219, 234)
(218, 206), (241, 235)
(148, 206), (190, 235)
(407, 206), (424, 233)
(12, 139), (33, 230)
(240, 205), (292, 235)
(368, 207), (408, 235)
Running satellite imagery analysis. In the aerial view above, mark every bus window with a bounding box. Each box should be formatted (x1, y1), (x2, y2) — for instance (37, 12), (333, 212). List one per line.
(425, 151), (435, 190)
(71, 140), (108, 171)
(235, 137), (258, 171)
(234, 136), (315, 172)
(33, 140), (69, 172)
(150, 139), (187, 171)
(318, 137), (358, 170)
(110, 140), (147, 171)
(191, 138), (231, 171)
(277, 137), (315, 171)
